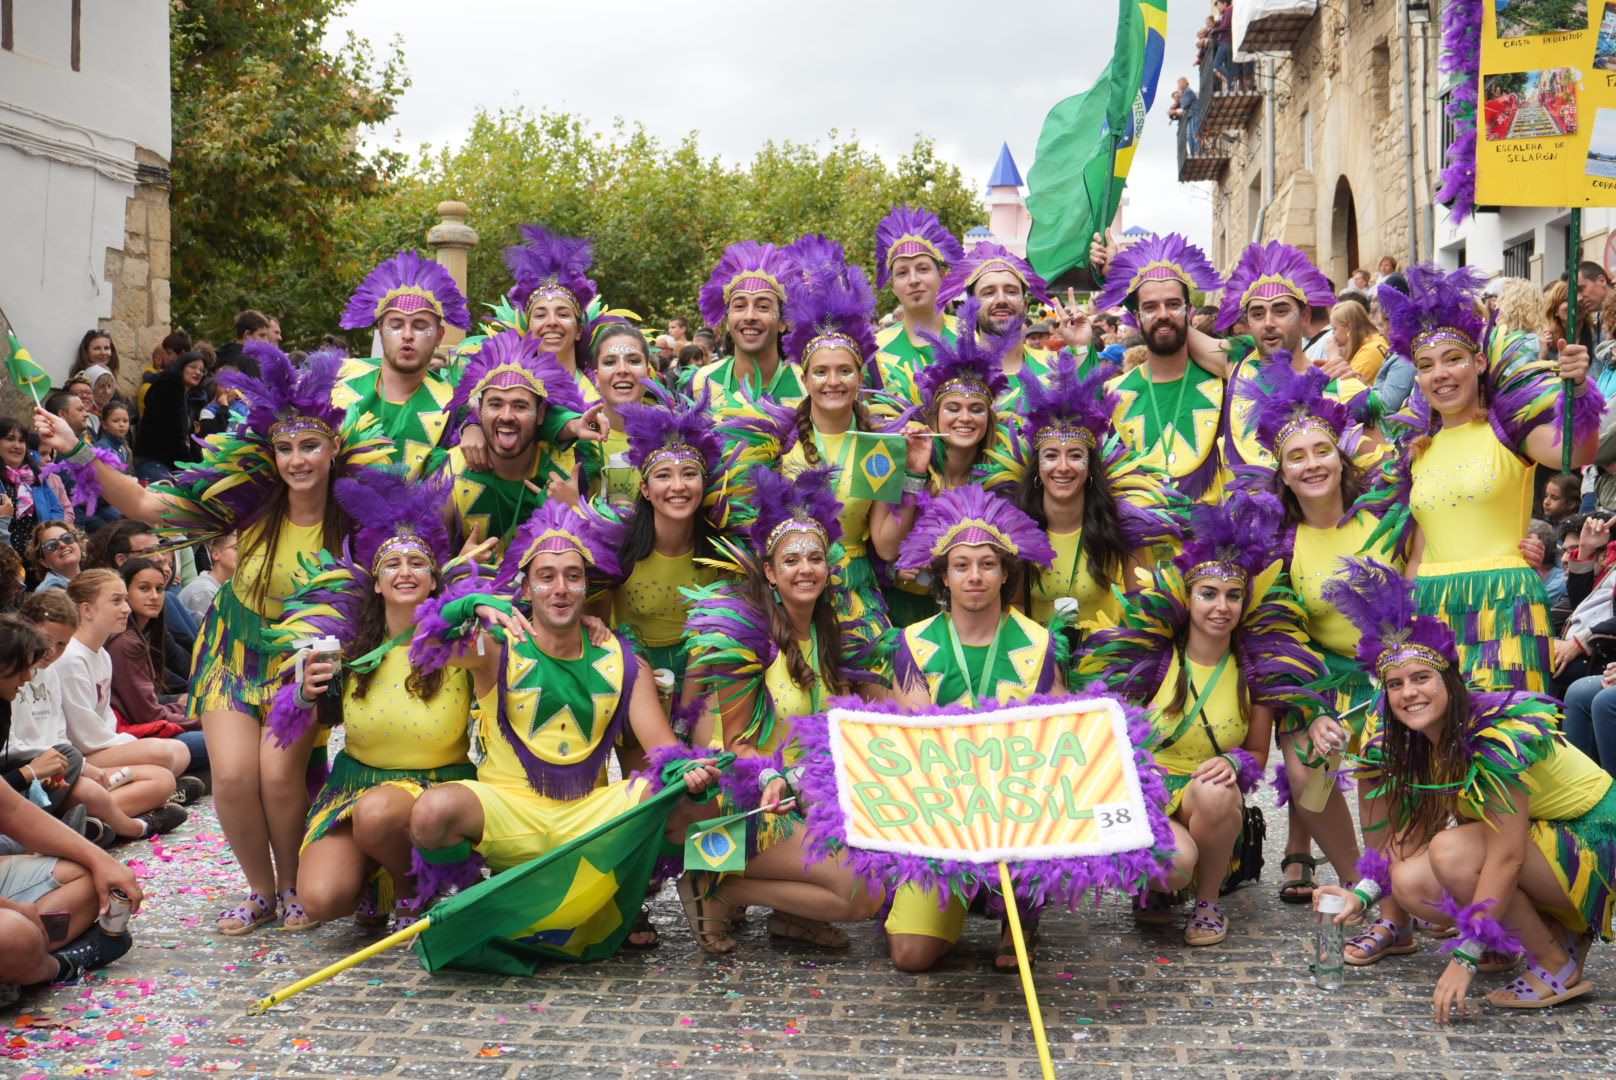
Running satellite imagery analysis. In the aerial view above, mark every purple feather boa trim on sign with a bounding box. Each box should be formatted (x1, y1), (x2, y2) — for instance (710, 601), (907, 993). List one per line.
(43, 447), (125, 516)
(1435, 0), (1482, 221)
(1356, 847), (1393, 894)
(1551, 383), (1607, 448)
(789, 686), (1175, 911)
(1433, 894), (1527, 960)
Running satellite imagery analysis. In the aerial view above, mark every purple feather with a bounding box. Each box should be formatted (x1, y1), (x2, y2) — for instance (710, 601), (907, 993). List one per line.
(1018, 351), (1119, 450)
(937, 242), (1050, 308)
(747, 463), (845, 555)
(341, 250), (470, 331)
(782, 233), (848, 279)
(504, 224), (597, 315)
(1176, 489), (1285, 584)
(1434, 1), (1482, 221)
(409, 845), (487, 908)
(1550, 382), (1608, 448)
(336, 468), (455, 575)
(408, 567), (495, 674)
(222, 342), (349, 444)
(265, 682), (318, 750)
(1356, 847), (1393, 894)
(494, 499), (622, 594)
(1433, 894), (1527, 960)
(897, 483), (1056, 572)
(698, 241), (796, 330)
(782, 255), (879, 366)
(1217, 241), (1335, 332)
(446, 329), (588, 418)
(875, 205), (964, 287)
(1271, 761), (1291, 807)
(617, 381), (724, 476)
(1321, 556), (1457, 675)
(43, 446), (126, 516)
(1226, 748), (1261, 794)
(1233, 353), (1354, 454)
(1378, 263), (1488, 361)
(914, 297), (1014, 408)
(1094, 232), (1222, 313)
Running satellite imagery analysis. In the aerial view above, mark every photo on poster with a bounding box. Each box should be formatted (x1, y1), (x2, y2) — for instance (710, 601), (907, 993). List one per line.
(1484, 67), (1580, 140)
(1494, 0), (1588, 40)
(1598, 2), (1616, 69)
(1585, 108), (1616, 177)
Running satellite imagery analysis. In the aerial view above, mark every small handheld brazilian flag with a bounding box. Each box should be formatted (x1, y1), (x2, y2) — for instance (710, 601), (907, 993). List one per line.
(847, 431), (906, 504)
(4, 332), (49, 405)
(683, 810), (749, 873)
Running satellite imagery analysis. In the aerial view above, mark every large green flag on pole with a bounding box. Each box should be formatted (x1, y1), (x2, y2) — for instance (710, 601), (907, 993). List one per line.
(413, 756), (732, 975)
(1026, 0), (1168, 282)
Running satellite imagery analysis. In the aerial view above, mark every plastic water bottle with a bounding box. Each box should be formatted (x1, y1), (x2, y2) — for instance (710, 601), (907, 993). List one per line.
(1312, 892), (1346, 989)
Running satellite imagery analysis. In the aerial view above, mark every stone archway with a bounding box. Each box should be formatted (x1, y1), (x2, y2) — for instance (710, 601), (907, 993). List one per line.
(1330, 176), (1360, 285)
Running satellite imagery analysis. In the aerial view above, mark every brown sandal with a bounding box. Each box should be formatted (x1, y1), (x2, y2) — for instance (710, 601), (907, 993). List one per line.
(677, 872), (735, 954)
(766, 911), (849, 949)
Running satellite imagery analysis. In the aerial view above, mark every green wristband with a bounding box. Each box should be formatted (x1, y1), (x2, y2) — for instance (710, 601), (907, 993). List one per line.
(439, 593), (512, 634)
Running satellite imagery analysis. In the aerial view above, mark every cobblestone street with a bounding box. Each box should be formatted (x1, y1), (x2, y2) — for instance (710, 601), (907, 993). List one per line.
(4, 790), (1613, 1078)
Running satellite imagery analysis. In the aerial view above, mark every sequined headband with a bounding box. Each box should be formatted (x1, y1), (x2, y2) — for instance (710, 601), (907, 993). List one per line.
(933, 520), (1016, 560)
(966, 258), (1027, 291)
(376, 287), (446, 321)
(766, 517), (829, 558)
(1375, 641), (1451, 681)
(1126, 260), (1195, 296)
(372, 532), (437, 577)
(722, 271), (786, 306)
(473, 365), (550, 403)
(1184, 561), (1248, 586)
(1274, 414), (1336, 453)
(804, 332), (858, 361)
(1411, 326), (1479, 356)
(268, 413), (338, 443)
(525, 279), (582, 319)
(886, 235), (945, 268)
(1239, 275), (1305, 311)
(934, 376), (993, 403)
(641, 443), (706, 478)
(1034, 422), (1098, 450)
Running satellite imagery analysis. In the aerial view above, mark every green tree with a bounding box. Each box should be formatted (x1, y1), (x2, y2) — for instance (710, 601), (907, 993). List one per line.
(169, 0), (407, 345)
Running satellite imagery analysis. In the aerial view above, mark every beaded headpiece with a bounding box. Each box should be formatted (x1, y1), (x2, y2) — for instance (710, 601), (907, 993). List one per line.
(748, 463), (843, 560)
(505, 224), (598, 320)
(1176, 491), (1285, 587)
(782, 246), (878, 366)
(446, 329), (588, 418)
(897, 484), (1055, 572)
(232, 342), (349, 445)
(1216, 241), (1336, 332)
(914, 297), (1013, 409)
(1234, 352), (1355, 456)
(497, 499), (622, 592)
(698, 241), (795, 330)
(937, 242), (1051, 309)
(340, 251), (471, 331)
(1322, 557), (1457, 680)
(875, 205), (965, 288)
(337, 469), (454, 578)
(1019, 351), (1119, 452)
(618, 383), (725, 480)
(1093, 232), (1223, 314)
(1378, 263), (1487, 360)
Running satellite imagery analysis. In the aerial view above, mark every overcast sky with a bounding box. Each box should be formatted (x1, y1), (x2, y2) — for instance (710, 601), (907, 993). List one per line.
(328, 0), (1212, 251)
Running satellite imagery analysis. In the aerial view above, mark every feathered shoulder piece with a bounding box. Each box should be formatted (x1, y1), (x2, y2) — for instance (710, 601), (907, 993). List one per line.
(699, 241), (795, 330)
(1094, 232), (1221, 313)
(875, 205), (964, 287)
(341, 250), (471, 331)
(783, 252), (879, 367)
(445, 328), (587, 418)
(1321, 557), (1458, 680)
(914, 297), (1013, 408)
(897, 483), (1055, 572)
(1235, 352), (1355, 456)
(937, 242), (1051, 308)
(1217, 241), (1334, 332)
(504, 223), (597, 318)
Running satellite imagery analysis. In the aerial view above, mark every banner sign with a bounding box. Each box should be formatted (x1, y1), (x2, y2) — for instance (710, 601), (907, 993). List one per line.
(826, 697), (1155, 863)
(1476, 2), (1616, 207)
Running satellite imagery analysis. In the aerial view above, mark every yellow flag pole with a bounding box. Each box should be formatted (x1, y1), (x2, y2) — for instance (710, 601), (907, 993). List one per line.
(245, 916), (433, 1015)
(997, 862), (1056, 1080)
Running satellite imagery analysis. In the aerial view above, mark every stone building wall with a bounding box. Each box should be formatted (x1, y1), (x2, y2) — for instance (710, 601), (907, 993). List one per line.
(100, 148), (173, 397)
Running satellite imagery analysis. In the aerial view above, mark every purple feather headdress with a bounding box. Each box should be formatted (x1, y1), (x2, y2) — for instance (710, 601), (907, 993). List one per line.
(1216, 241), (1335, 332)
(1321, 556), (1457, 680)
(1234, 351), (1355, 455)
(617, 382), (724, 478)
(1378, 263), (1487, 360)
(336, 469), (454, 578)
(340, 250), (470, 331)
(897, 483), (1055, 572)
(504, 224), (598, 318)
(875, 205), (965, 288)
(495, 499), (623, 593)
(937, 241), (1050, 308)
(446, 329), (587, 418)
(914, 297), (1013, 409)
(1019, 351), (1118, 451)
(1176, 489), (1285, 586)
(224, 341), (349, 444)
(782, 255), (878, 365)
(748, 463), (844, 560)
(1094, 232), (1222, 313)
(782, 233), (848, 280)
(1435, 2), (1482, 222)
(698, 241), (795, 329)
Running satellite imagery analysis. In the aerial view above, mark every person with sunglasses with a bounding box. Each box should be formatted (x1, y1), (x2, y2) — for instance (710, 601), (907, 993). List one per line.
(27, 522), (83, 594)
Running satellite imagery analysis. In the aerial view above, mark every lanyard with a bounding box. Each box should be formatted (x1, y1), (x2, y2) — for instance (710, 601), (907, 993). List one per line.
(1141, 365), (1192, 459)
(806, 625), (823, 714)
(945, 615), (1006, 708)
(346, 628), (412, 674)
(813, 427), (857, 477)
(1156, 652), (1232, 750)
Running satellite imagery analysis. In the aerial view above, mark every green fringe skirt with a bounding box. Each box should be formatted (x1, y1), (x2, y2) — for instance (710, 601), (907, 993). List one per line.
(1534, 779), (1616, 941)
(301, 750), (476, 851)
(1414, 558), (1549, 693)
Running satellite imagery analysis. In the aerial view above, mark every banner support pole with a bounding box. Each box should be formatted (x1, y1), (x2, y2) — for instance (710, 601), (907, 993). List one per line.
(998, 862), (1056, 1080)
(1565, 207), (1582, 474)
(246, 917), (433, 1015)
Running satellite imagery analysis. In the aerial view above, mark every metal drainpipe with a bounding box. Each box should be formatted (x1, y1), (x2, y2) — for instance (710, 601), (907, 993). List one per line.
(1263, 56), (1275, 213)
(1420, 18), (1436, 259)
(1401, 2), (1419, 263)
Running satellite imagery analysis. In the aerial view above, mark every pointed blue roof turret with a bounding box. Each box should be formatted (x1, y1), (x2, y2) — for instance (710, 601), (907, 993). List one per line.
(988, 142), (1023, 189)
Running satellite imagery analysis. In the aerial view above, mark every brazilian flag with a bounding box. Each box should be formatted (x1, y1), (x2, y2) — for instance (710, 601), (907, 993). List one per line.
(412, 759), (731, 975)
(4, 331), (50, 404)
(847, 432), (906, 504)
(683, 810), (749, 873)
(1026, 0), (1168, 281)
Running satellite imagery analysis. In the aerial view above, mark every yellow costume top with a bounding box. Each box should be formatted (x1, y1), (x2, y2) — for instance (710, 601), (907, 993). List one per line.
(1150, 654), (1247, 811)
(342, 648), (472, 771)
(612, 549), (718, 649)
(1410, 419), (1532, 568)
(759, 644), (818, 763)
(1458, 736), (1612, 825)
(235, 519), (324, 620)
(782, 430), (874, 559)
(1290, 510), (1394, 657)
(1030, 528), (1124, 626)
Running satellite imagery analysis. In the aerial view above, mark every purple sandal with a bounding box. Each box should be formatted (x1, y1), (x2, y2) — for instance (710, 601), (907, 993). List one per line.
(354, 880), (387, 929)
(1486, 955), (1595, 1009)
(1184, 900), (1227, 945)
(278, 888), (319, 932)
(217, 891), (276, 937)
(1344, 917), (1417, 966)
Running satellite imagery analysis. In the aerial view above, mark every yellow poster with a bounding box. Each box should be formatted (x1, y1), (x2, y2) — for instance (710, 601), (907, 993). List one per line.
(826, 698), (1153, 862)
(1477, 1), (1616, 206)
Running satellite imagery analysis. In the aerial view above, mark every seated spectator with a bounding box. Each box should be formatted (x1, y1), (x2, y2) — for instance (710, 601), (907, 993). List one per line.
(93, 402), (132, 468)
(1543, 472), (1582, 526)
(0, 546), (24, 615)
(7, 593), (179, 844)
(109, 558), (207, 779)
(69, 331), (121, 382)
(52, 385), (94, 442)
(211, 310), (272, 378)
(1349, 268), (1372, 291)
(0, 418), (72, 555)
(178, 533), (235, 622)
(85, 523), (193, 687)
(25, 521), (81, 594)
(57, 571), (196, 819)
(132, 350), (207, 484)
(0, 615), (144, 992)
(1327, 298), (1390, 383)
